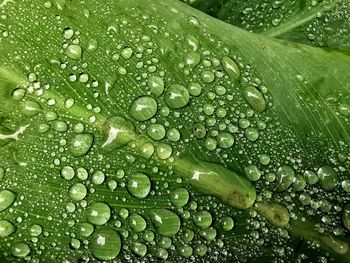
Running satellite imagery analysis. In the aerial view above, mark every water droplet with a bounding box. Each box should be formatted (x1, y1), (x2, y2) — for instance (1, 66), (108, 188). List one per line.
(129, 213), (147, 232)
(77, 222), (94, 237)
(167, 128), (180, 142)
(276, 165), (295, 191)
(341, 179), (350, 193)
(317, 166), (337, 191)
(127, 173), (151, 199)
(258, 154), (270, 165)
(293, 175), (306, 191)
(21, 100), (41, 117)
(217, 132), (234, 149)
(220, 216), (234, 231)
(304, 170), (318, 185)
(244, 164), (261, 181)
(92, 171), (105, 185)
(0, 189), (16, 212)
(87, 39), (99, 52)
(89, 227), (121, 260)
(148, 76), (164, 97)
(132, 242), (147, 257)
(11, 243), (31, 258)
(193, 123), (206, 139)
(63, 27), (74, 39)
(64, 98), (75, 109)
(68, 133), (94, 157)
(147, 124), (165, 141)
(170, 188), (189, 207)
(66, 44), (82, 60)
(199, 227), (216, 241)
(86, 202), (111, 225)
(245, 127), (259, 141)
(338, 103), (350, 117)
(28, 224), (42, 239)
(129, 96), (158, 121)
(150, 209), (181, 237)
(243, 86), (266, 113)
(69, 183), (87, 201)
(0, 220), (15, 237)
(11, 88), (26, 101)
(222, 56), (240, 80)
(187, 82), (202, 97)
(180, 244), (193, 258)
(193, 211), (212, 229)
(200, 70), (215, 83)
(185, 51), (201, 67)
(61, 166), (75, 180)
(121, 47), (133, 60)
(164, 84), (190, 109)
(156, 143), (172, 160)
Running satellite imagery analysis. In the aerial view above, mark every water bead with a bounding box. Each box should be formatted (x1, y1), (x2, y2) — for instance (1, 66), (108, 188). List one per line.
(242, 86), (266, 113)
(68, 133), (94, 157)
(92, 171), (105, 185)
(0, 220), (16, 237)
(127, 173), (151, 199)
(11, 243), (31, 258)
(170, 188), (189, 207)
(147, 124), (166, 141)
(86, 202), (111, 225)
(275, 165), (295, 191)
(61, 166), (75, 180)
(150, 209), (181, 237)
(217, 132), (234, 149)
(89, 227), (121, 260)
(68, 183), (87, 201)
(0, 189), (16, 212)
(129, 213), (147, 232)
(156, 143), (172, 160)
(244, 164), (261, 181)
(193, 211), (212, 229)
(132, 242), (147, 257)
(164, 84), (190, 109)
(193, 123), (206, 139)
(129, 96), (158, 121)
(245, 127), (259, 142)
(166, 128), (180, 142)
(66, 44), (82, 60)
(187, 82), (202, 96)
(221, 56), (240, 80)
(317, 166), (337, 191)
(148, 76), (164, 97)
(220, 216), (234, 231)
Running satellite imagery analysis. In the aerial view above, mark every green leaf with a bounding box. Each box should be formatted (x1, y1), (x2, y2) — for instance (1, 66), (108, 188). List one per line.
(183, 0), (350, 50)
(0, 0), (349, 262)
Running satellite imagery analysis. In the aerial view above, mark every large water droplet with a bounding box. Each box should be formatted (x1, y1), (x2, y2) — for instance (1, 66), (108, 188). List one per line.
(148, 76), (164, 97)
(317, 166), (337, 191)
(0, 189), (16, 212)
(129, 96), (158, 121)
(222, 56), (240, 80)
(0, 220), (15, 237)
(276, 165), (294, 191)
(11, 243), (31, 258)
(68, 133), (94, 157)
(150, 209), (181, 237)
(170, 188), (189, 207)
(164, 84), (190, 109)
(242, 86), (266, 113)
(127, 173), (151, 199)
(193, 211), (212, 229)
(129, 213), (147, 232)
(69, 183), (87, 201)
(86, 202), (111, 225)
(89, 227), (121, 260)
(66, 44), (82, 60)
(102, 116), (135, 150)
